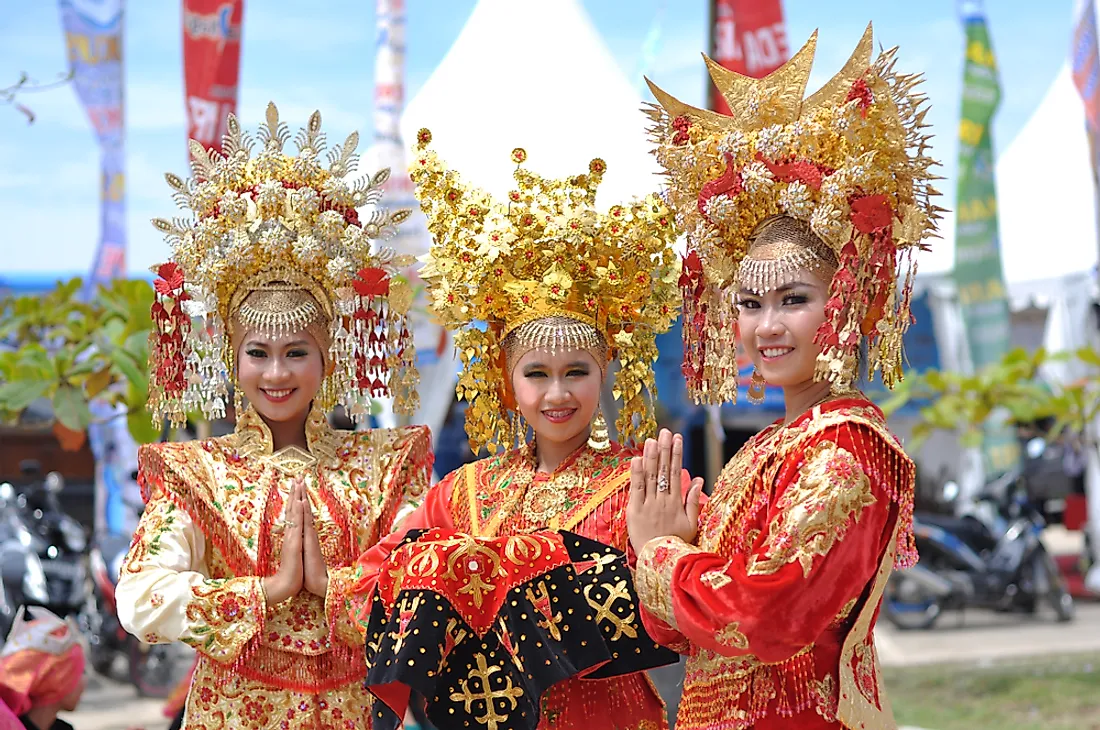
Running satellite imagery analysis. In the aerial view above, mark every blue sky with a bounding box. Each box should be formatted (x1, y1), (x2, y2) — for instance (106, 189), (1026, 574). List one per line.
(0, 0), (1077, 276)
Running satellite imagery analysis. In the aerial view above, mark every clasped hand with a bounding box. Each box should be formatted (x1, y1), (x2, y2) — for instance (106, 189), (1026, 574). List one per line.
(262, 479), (330, 605)
(626, 429), (704, 555)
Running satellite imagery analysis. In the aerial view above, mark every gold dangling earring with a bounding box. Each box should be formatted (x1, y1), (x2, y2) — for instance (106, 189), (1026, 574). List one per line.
(747, 367), (767, 405)
(587, 408), (610, 451)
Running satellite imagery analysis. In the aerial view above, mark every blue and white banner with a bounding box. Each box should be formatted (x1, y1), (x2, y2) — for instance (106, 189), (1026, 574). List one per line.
(59, 0), (126, 291)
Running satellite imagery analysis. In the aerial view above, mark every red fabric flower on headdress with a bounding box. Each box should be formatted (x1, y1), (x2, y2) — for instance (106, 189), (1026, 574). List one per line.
(697, 154), (743, 220)
(850, 194), (892, 234)
(354, 267), (391, 297)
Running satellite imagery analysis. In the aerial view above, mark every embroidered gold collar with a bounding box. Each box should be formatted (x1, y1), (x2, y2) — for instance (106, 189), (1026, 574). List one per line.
(233, 405), (341, 476)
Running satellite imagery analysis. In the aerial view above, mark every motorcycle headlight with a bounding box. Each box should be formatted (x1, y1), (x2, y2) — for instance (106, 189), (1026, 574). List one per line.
(59, 518), (86, 553)
(109, 550), (126, 583)
(22, 552), (49, 604)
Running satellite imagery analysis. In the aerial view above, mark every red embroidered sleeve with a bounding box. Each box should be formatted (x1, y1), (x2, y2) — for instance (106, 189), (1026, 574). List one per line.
(344, 472), (459, 637)
(635, 423), (908, 663)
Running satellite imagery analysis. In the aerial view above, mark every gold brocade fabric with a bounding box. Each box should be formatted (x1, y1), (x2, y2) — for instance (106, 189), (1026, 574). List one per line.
(119, 406), (432, 730)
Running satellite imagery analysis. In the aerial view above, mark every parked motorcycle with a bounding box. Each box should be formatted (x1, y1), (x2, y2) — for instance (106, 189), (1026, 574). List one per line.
(0, 462), (89, 635)
(885, 467), (1075, 629)
(85, 475), (191, 698)
(1, 463), (189, 696)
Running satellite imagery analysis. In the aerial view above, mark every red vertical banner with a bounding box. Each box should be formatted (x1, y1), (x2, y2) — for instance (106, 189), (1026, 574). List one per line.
(710, 0), (788, 113)
(182, 0), (244, 153)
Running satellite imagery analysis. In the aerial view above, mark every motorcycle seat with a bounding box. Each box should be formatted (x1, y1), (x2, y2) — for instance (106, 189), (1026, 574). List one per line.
(916, 513), (998, 553)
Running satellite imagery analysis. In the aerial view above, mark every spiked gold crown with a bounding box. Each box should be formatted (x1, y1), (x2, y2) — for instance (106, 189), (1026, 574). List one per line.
(411, 130), (681, 453)
(148, 103), (419, 425)
(646, 25), (942, 402)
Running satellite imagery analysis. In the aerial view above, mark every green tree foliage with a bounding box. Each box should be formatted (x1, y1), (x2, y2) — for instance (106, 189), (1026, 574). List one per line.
(878, 346), (1100, 450)
(0, 278), (159, 448)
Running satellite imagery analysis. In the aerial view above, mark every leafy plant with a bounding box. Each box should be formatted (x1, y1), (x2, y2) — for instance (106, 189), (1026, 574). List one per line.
(878, 345), (1100, 451)
(0, 277), (159, 449)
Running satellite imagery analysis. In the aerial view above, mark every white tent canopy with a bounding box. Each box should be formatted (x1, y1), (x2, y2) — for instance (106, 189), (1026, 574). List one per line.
(919, 65), (1099, 309)
(399, 0), (660, 208)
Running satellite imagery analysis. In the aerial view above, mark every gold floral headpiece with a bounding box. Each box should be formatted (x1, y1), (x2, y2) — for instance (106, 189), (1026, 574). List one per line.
(148, 103), (419, 426)
(411, 129), (681, 453)
(646, 25), (941, 402)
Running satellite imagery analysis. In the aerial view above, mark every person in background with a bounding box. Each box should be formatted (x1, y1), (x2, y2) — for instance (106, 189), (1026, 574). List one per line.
(0, 607), (86, 730)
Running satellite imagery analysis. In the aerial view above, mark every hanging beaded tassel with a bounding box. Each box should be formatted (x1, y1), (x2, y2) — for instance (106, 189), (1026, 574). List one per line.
(747, 368), (767, 405)
(336, 266), (394, 423)
(148, 263), (193, 427)
(587, 409), (611, 451)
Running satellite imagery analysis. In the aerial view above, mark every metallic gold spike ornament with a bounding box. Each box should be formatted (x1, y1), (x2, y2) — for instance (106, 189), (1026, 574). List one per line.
(411, 129), (681, 453)
(646, 25), (942, 403)
(148, 103), (419, 426)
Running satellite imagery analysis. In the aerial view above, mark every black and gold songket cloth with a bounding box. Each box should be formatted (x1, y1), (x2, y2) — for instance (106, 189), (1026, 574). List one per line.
(362, 528), (678, 730)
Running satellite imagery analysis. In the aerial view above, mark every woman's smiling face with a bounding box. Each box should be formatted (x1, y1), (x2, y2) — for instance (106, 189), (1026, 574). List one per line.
(236, 330), (325, 423)
(510, 347), (603, 447)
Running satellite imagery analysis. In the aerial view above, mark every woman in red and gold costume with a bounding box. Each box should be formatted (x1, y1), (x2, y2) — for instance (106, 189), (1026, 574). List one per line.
(344, 130), (688, 730)
(116, 103), (432, 730)
(626, 26), (940, 730)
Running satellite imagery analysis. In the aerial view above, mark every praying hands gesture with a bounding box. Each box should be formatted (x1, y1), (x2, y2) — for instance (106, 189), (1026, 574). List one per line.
(626, 429), (705, 555)
(261, 479), (330, 605)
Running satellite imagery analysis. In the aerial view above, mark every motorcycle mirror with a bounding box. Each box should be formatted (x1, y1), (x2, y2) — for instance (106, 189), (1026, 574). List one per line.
(44, 472), (65, 494)
(1026, 437), (1046, 460)
(942, 480), (960, 502)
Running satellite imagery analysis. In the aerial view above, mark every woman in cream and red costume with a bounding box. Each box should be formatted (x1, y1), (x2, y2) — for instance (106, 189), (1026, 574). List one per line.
(626, 25), (940, 730)
(115, 104), (431, 730)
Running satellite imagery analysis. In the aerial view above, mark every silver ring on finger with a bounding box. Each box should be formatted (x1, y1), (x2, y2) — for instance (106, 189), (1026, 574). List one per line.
(656, 474), (670, 493)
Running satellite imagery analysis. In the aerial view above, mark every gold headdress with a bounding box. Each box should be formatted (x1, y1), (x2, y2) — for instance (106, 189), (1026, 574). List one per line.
(149, 103), (419, 426)
(646, 25), (941, 402)
(411, 129), (681, 453)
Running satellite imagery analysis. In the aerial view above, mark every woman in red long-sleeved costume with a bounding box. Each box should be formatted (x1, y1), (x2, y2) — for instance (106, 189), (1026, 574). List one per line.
(626, 26), (938, 730)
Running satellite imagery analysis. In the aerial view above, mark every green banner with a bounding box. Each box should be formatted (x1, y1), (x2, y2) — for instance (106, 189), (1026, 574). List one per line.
(954, 8), (1019, 475)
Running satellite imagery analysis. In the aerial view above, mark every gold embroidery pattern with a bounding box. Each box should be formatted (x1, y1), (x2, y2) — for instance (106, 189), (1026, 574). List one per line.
(184, 578), (265, 663)
(133, 412), (431, 728)
(811, 673), (839, 723)
(635, 536), (700, 628)
(449, 653), (525, 730)
(714, 621), (748, 650)
(700, 567), (732, 590)
(677, 646), (815, 730)
(584, 579), (639, 641)
(438, 444), (668, 730)
(747, 440), (877, 578)
(829, 597), (859, 630)
(525, 580), (564, 641)
(122, 499), (180, 574)
(461, 444), (632, 538)
(325, 566), (366, 648)
(680, 398), (909, 730)
(851, 638), (882, 708)
(182, 659), (374, 730)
